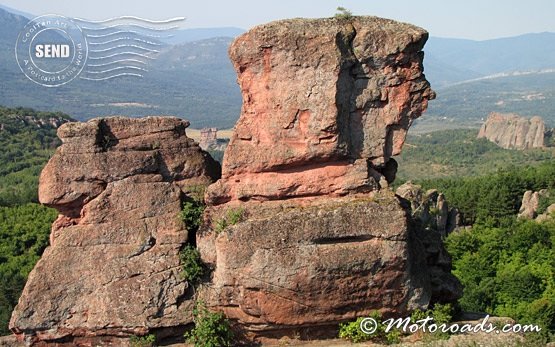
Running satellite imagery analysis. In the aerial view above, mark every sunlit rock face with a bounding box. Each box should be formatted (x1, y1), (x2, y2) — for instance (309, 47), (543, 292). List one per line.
(199, 17), (458, 341)
(10, 117), (220, 345)
(207, 16), (435, 205)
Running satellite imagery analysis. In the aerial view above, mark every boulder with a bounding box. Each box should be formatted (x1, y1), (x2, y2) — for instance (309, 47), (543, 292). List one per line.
(206, 16), (435, 205)
(10, 117), (220, 344)
(198, 193), (434, 338)
(517, 189), (550, 220)
(477, 112), (546, 150)
(396, 182), (460, 235)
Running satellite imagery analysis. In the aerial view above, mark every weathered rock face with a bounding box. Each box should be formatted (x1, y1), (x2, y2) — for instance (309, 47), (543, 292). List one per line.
(518, 189), (553, 221)
(199, 17), (459, 340)
(199, 194), (433, 337)
(207, 17), (435, 204)
(396, 182), (461, 236)
(477, 112), (546, 150)
(10, 117), (220, 344)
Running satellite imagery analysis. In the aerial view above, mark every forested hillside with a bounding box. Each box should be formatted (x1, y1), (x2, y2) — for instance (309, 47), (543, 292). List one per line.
(0, 107), (67, 334)
(0, 205), (56, 335)
(395, 129), (555, 181)
(417, 163), (555, 338)
(0, 107), (72, 206)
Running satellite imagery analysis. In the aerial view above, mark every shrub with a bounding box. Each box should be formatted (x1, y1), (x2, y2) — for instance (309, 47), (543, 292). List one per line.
(179, 245), (204, 283)
(338, 317), (372, 343)
(430, 303), (453, 325)
(334, 6), (353, 19)
(181, 201), (205, 233)
(185, 302), (234, 347)
(129, 334), (156, 347)
(410, 304), (453, 341)
(214, 207), (245, 234)
(338, 311), (401, 345)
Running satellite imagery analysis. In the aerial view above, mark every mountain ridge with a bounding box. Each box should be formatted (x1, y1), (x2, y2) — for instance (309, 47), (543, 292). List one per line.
(1, 6), (554, 129)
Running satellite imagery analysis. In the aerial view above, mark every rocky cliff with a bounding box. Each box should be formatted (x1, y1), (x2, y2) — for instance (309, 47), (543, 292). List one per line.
(477, 112), (546, 149)
(10, 16), (461, 346)
(206, 17), (435, 204)
(198, 16), (459, 341)
(10, 117), (220, 345)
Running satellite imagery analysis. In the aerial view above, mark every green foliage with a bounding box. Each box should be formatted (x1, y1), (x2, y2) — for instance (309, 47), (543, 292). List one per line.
(429, 303), (453, 325)
(418, 160), (555, 226)
(338, 311), (401, 345)
(396, 129), (555, 183)
(537, 189), (555, 215)
(334, 6), (353, 19)
(214, 208), (245, 234)
(410, 304), (453, 341)
(185, 302), (234, 347)
(446, 219), (555, 334)
(0, 203), (57, 335)
(411, 303), (453, 325)
(0, 106), (72, 207)
(179, 245), (204, 284)
(129, 334), (156, 347)
(181, 201), (205, 233)
(338, 317), (373, 343)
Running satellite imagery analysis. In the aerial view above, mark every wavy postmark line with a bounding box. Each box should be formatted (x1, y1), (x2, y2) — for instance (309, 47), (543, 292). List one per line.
(87, 52), (156, 60)
(84, 66), (148, 74)
(80, 72), (144, 81)
(85, 30), (175, 39)
(88, 37), (161, 46)
(80, 24), (180, 32)
(87, 59), (148, 67)
(89, 44), (160, 53)
(73, 16), (185, 24)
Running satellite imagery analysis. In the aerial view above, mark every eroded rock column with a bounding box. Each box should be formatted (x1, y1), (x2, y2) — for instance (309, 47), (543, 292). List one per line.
(198, 17), (458, 340)
(10, 117), (220, 345)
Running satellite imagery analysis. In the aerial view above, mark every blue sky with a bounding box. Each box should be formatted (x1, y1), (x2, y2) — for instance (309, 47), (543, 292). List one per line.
(2, 0), (555, 40)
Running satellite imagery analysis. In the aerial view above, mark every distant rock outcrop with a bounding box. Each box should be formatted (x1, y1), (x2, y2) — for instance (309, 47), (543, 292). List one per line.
(198, 16), (459, 340)
(477, 112), (546, 149)
(396, 182), (460, 236)
(10, 117), (220, 345)
(518, 189), (555, 221)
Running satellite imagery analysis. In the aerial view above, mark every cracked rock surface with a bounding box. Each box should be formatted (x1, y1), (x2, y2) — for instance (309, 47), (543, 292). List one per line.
(207, 16), (435, 205)
(9, 117), (220, 344)
(477, 112), (546, 150)
(198, 17), (459, 340)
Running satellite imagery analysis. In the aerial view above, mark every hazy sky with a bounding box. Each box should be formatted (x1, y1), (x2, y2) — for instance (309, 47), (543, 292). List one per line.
(2, 0), (555, 40)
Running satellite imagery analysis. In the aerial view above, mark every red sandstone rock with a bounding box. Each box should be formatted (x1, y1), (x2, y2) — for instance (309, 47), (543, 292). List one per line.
(10, 117), (220, 344)
(198, 194), (434, 339)
(198, 17), (459, 341)
(206, 17), (434, 204)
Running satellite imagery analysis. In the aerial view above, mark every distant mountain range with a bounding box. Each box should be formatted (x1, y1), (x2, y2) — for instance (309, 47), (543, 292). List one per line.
(425, 33), (555, 87)
(0, 6), (554, 128)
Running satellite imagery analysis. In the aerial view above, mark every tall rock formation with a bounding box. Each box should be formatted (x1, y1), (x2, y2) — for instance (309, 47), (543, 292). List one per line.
(206, 17), (435, 204)
(10, 117), (220, 345)
(477, 112), (546, 149)
(10, 16), (463, 346)
(199, 17), (459, 341)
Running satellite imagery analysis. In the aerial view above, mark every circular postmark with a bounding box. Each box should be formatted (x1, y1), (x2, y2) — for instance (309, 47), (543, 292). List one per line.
(15, 15), (88, 87)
